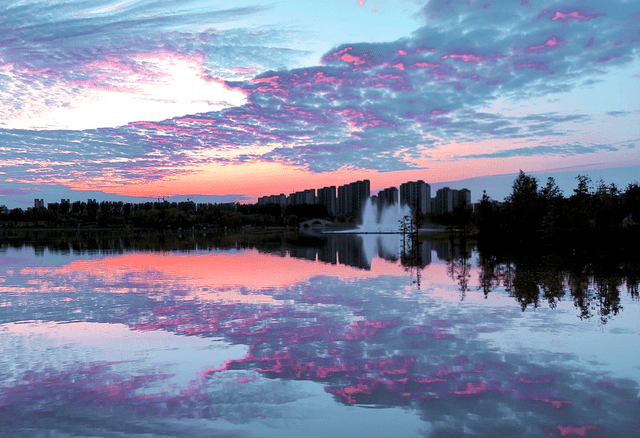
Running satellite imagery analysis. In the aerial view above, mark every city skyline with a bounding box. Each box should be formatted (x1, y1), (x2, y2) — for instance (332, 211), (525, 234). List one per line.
(6, 163), (640, 212)
(27, 177), (468, 214)
(1, 0), (639, 208)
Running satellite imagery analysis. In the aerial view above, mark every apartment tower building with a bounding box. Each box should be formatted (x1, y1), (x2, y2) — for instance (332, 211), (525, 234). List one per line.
(377, 187), (399, 207)
(337, 180), (370, 216)
(317, 186), (337, 216)
(399, 180), (431, 213)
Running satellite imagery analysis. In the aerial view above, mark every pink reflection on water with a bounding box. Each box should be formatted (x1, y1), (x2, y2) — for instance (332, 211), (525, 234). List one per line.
(450, 380), (506, 396)
(17, 250), (421, 302)
(527, 392), (573, 408)
(3, 238), (640, 437)
(326, 377), (395, 404)
(344, 319), (399, 340)
(2, 245), (637, 437)
(518, 374), (556, 384)
(3, 361), (175, 408)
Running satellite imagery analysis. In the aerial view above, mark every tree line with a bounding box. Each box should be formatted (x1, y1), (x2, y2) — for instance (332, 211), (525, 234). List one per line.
(2, 171), (639, 251)
(466, 171), (640, 255)
(0, 199), (331, 231)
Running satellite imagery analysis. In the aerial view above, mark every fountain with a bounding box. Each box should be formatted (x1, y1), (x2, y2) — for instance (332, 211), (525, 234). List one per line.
(321, 198), (415, 263)
(355, 198), (415, 265)
(358, 198), (413, 233)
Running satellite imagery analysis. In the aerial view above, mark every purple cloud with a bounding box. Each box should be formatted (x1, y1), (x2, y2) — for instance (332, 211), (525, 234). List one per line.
(0, 0), (638, 187)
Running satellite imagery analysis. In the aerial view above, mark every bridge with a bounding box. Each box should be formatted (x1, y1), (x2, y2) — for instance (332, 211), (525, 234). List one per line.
(299, 219), (333, 230)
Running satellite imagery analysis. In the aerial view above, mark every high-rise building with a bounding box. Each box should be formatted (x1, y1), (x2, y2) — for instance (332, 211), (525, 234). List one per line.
(288, 189), (315, 206)
(337, 180), (370, 216)
(400, 180), (431, 213)
(434, 187), (471, 212)
(458, 189), (471, 207)
(435, 187), (453, 212)
(258, 194), (287, 208)
(60, 199), (70, 214)
(34, 199), (45, 209)
(378, 187), (398, 206)
(337, 185), (350, 216)
(317, 186), (337, 216)
(452, 190), (461, 210)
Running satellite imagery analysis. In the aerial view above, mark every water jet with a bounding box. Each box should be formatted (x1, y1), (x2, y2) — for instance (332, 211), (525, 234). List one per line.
(357, 198), (413, 233)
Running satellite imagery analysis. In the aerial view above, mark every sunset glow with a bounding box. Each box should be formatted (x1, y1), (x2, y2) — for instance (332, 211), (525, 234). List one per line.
(0, 0), (638, 207)
(1, 52), (246, 131)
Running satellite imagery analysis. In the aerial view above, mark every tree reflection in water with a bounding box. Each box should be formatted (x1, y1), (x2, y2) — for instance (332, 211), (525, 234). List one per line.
(476, 249), (637, 324)
(2, 229), (638, 323)
(443, 238), (473, 300)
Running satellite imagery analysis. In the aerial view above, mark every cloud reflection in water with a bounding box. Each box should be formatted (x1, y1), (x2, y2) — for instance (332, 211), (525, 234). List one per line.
(0, 239), (639, 437)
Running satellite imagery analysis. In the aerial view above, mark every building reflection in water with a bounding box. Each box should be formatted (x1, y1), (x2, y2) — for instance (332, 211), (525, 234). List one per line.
(288, 233), (434, 272)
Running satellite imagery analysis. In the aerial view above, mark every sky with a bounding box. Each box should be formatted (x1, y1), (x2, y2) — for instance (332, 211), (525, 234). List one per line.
(1, 0), (639, 208)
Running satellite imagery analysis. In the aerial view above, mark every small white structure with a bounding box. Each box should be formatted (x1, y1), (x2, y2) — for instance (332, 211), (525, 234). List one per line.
(299, 219), (333, 230)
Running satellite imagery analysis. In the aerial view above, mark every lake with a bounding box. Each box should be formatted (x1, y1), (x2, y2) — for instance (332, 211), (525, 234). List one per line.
(1, 230), (639, 437)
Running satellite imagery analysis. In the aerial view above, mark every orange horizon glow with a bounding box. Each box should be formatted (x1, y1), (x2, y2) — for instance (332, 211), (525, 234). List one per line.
(54, 141), (640, 203)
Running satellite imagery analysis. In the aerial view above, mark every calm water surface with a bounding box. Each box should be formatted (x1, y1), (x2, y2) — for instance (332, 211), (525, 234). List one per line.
(1, 233), (639, 437)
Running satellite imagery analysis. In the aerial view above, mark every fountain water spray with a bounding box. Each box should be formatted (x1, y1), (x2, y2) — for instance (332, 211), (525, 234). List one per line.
(358, 198), (413, 233)
(356, 198), (415, 265)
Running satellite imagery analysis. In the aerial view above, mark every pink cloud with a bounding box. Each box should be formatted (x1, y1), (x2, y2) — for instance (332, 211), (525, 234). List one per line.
(442, 54), (482, 63)
(528, 36), (567, 50)
(514, 63), (548, 70)
(369, 72), (410, 90)
(323, 47), (351, 62)
(356, 0), (366, 5)
(251, 75), (280, 84)
(339, 108), (393, 129)
(322, 47), (370, 67)
(377, 73), (404, 80)
(409, 62), (441, 69)
(341, 53), (366, 65)
(551, 11), (605, 22)
(429, 118), (449, 126)
(313, 71), (342, 85)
